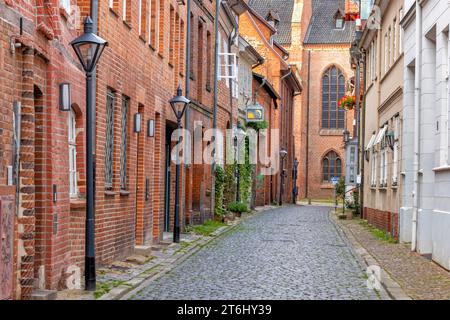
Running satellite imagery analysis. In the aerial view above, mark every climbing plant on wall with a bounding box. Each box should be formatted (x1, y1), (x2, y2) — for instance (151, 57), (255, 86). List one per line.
(214, 165), (225, 217)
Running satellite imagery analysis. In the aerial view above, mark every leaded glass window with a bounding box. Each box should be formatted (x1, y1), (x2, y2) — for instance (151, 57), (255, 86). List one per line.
(321, 66), (346, 129)
(322, 151), (342, 182)
(120, 96), (130, 190)
(105, 89), (115, 189)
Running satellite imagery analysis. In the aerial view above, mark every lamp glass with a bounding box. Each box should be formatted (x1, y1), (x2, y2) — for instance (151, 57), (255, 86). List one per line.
(148, 119), (155, 137)
(59, 83), (71, 111)
(134, 113), (142, 133)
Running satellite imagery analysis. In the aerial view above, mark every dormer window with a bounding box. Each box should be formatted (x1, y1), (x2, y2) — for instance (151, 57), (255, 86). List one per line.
(265, 9), (280, 29)
(334, 9), (345, 29)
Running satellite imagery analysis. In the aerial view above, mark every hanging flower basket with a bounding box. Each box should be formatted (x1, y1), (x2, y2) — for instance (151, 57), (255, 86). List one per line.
(338, 95), (356, 110)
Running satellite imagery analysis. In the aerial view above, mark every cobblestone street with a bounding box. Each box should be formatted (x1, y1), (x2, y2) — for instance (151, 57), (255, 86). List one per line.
(133, 206), (379, 300)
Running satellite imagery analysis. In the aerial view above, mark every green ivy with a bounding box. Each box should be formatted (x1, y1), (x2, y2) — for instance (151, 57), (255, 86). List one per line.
(214, 165), (225, 217)
(246, 120), (269, 131)
(238, 136), (253, 206)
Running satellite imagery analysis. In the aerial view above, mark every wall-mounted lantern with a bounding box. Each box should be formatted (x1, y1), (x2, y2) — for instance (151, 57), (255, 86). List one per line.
(59, 83), (71, 111)
(134, 113), (142, 133)
(147, 119), (155, 137)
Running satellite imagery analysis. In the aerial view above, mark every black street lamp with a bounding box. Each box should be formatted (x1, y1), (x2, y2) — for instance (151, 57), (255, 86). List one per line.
(169, 86), (190, 243)
(70, 16), (108, 291)
(279, 148), (288, 206)
(292, 158), (299, 204)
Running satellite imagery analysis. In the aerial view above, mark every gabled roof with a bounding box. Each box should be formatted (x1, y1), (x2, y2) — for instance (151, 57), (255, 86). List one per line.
(248, 0), (295, 45)
(304, 0), (356, 44)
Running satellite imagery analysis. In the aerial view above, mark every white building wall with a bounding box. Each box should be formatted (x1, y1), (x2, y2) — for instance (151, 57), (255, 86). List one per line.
(402, 0), (450, 270)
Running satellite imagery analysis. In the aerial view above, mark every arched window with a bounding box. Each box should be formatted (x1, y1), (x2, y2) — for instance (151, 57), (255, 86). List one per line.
(322, 66), (346, 129)
(322, 151), (342, 182)
(68, 108), (77, 197)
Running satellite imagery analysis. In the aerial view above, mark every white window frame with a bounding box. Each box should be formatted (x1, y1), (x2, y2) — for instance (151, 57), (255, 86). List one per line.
(399, 8), (404, 54)
(68, 109), (77, 197)
(371, 151), (377, 187)
(123, 0), (127, 21)
(109, 0), (114, 8)
(384, 33), (388, 74)
(393, 18), (397, 62)
(219, 52), (238, 81)
(393, 116), (400, 185)
(138, 0), (143, 35)
(440, 30), (450, 167)
(60, 0), (71, 13)
(148, 0), (152, 43)
(380, 147), (387, 186)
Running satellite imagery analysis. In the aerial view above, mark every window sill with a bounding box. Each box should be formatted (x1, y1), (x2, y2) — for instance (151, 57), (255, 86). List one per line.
(158, 52), (164, 60)
(149, 44), (156, 51)
(104, 190), (116, 197)
(433, 165), (450, 173)
(320, 184), (335, 189)
(319, 129), (345, 136)
(120, 190), (131, 196)
(123, 20), (132, 30)
(206, 84), (212, 92)
(109, 7), (119, 18)
(70, 198), (86, 210)
(168, 62), (174, 69)
(139, 35), (146, 43)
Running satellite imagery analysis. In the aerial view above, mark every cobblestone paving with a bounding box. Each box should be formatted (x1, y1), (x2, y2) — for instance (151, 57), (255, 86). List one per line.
(340, 218), (450, 300)
(133, 206), (379, 300)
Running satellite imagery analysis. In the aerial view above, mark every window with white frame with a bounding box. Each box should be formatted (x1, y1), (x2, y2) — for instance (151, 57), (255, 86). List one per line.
(388, 26), (392, 68)
(442, 29), (449, 166)
(109, 0), (114, 8)
(138, 0), (143, 35)
(393, 19), (397, 62)
(392, 116), (400, 185)
(399, 8), (404, 54)
(60, 0), (71, 13)
(384, 33), (388, 74)
(371, 151), (377, 187)
(123, 0), (127, 21)
(380, 148), (385, 186)
(68, 109), (77, 197)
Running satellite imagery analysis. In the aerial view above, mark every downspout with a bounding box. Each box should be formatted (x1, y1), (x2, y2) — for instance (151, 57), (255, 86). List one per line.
(184, 0), (192, 225)
(305, 50), (311, 203)
(212, 0), (221, 216)
(411, 0), (422, 252)
(360, 51), (367, 218)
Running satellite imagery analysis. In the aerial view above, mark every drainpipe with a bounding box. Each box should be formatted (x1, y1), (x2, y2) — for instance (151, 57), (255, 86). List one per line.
(411, 0), (422, 252)
(211, 0), (221, 216)
(360, 50), (367, 218)
(305, 50), (311, 203)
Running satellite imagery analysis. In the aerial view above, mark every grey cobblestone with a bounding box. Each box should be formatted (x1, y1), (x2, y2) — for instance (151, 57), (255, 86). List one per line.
(133, 206), (379, 300)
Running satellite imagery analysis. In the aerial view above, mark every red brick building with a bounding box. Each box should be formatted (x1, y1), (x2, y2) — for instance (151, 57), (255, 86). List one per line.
(239, 6), (302, 207)
(0, 0), (246, 300)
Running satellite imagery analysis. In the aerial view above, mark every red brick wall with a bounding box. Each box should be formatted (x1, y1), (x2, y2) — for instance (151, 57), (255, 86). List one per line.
(364, 207), (399, 239)
(298, 44), (355, 200)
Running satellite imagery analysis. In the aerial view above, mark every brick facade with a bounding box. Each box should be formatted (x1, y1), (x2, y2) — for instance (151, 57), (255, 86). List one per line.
(0, 0), (246, 299)
(299, 45), (355, 200)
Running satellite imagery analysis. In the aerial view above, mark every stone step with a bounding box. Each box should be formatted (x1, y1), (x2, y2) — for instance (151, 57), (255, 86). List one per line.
(30, 289), (57, 300)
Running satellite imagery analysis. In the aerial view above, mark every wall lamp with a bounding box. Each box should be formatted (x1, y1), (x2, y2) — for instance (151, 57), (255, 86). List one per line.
(59, 83), (71, 111)
(147, 119), (155, 137)
(134, 113), (142, 133)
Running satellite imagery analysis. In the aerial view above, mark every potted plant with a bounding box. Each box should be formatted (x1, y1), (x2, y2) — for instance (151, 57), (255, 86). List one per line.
(338, 95), (356, 110)
(228, 202), (248, 218)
